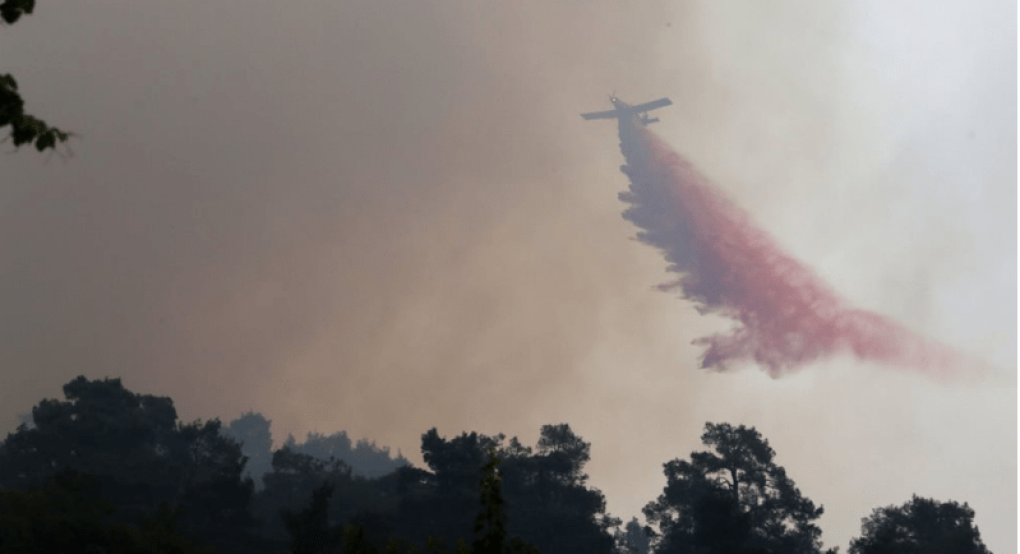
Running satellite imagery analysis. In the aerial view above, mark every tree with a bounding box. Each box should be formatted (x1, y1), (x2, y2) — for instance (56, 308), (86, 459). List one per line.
(275, 447), (537, 554)
(643, 422), (832, 554)
(0, 467), (214, 554)
(615, 518), (651, 554)
(163, 418), (257, 551)
(0, 376), (256, 551)
(473, 448), (510, 554)
(252, 444), (399, 548)
(534, 423), (592, 484)
(1, 0), (72, 153)
(0, 375), (182, 494)
(394, 429), (502, 546)
(499, 424), (617, 554)
(848, 495), (991, 554)
(251, 446), (354, 541)
(472, 447), (539, 554)
(223, 410), (275, 490)
(284, 429), (411, 478)
(281, 482), (345, 554)
(406, 424), (616, 554)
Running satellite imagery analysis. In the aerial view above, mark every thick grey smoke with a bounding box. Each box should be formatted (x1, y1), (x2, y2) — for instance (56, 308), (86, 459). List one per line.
(1, 1), (1013, 551)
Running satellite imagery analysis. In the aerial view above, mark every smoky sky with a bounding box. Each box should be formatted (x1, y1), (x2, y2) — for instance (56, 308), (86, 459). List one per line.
(1, 1), (1015, 552)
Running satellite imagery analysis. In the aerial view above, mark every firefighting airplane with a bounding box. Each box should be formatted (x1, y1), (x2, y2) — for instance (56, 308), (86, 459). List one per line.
(580, 94), (673, 125)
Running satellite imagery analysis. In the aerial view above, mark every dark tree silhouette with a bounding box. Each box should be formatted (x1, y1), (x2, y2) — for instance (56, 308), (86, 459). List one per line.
(404, 424), (616, 554)
(0, 467), (213, 554)
(252, 446), (354, 541)
(282, 482), (346, 554)
(472, 447), (540, 554)
(498, 424), (618, 554)
(848, 495), (991, 554)
(13, 376), (1000, 554)
(0, 376), (255, 551)
(472, 448), (509, 554)
(275, 447), (538, 554)
(252, 444), (398, 546)
(643, 423), (833, 554)
(399, 429), (501, 545)
(1, 0), (72, 153)
(0, 376), (182, 495)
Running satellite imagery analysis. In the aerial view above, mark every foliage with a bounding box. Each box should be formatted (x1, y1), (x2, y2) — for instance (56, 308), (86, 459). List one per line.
(402, 429), (503, 544)
(1, 1), (73, 154)
(1, 0), (35, 25)
(253, 444), (399, 545)
(286, 429), (412, 479)
(472, 448), (540, 554)
(643, 422), (832, 554)
(0, 375), (182, 493)
(615, 517), (651, 554)
(848, 495), (991, 554)
(254, 446), (354, 540)
(498, 425), (617, 554)
(282, 481), (346, 554)
(0, 376), (256, 551)
(223, 410), (275, 490)
(472, 448), (507, 554)
(407, 424), (616, 554)
(0, 378), (998, 554)
(0, 467), (213, 554)
(275, 447), (538, 554)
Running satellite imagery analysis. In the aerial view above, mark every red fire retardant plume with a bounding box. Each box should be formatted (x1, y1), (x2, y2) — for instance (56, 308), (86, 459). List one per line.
(616, 119), (977, 378)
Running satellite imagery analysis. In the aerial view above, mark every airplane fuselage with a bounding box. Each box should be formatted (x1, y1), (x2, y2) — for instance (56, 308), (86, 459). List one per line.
(581, 95), (672, 125)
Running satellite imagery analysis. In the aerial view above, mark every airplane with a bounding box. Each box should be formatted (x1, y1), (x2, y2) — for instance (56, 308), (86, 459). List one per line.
(580, 93), (673, 125)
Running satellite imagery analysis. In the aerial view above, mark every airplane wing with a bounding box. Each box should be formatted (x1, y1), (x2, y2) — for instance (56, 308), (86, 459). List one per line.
(580, 110), (621, 120)
(581, 98), (673, 120)
(629, 98), (672, 112)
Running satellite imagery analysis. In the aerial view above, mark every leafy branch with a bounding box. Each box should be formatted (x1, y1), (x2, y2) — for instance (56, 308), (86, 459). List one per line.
(1, 0), (74, 155)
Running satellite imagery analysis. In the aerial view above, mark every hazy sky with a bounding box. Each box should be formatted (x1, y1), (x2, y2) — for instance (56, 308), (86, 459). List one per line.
(1, 1), (1015, 552)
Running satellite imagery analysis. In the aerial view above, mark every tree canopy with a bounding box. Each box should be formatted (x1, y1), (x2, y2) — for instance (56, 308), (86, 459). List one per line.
(643, 422), (833, 554)
(615, 517), (652, 554)
(848, 495), (991, 554)
(0, 376), (255, 551)
(0, 467), (213, 554)
(285, 429), (411, 479)
(0, 377), (996, 554)
(223, 411), (275, 490)
(408, 424), (617, 554)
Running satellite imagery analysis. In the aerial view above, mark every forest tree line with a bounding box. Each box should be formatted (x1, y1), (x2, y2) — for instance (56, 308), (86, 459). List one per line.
(0, 377), (992, 553)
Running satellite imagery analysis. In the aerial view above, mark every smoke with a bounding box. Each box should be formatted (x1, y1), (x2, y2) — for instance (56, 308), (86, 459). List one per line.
(616, 118), (985, 378)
